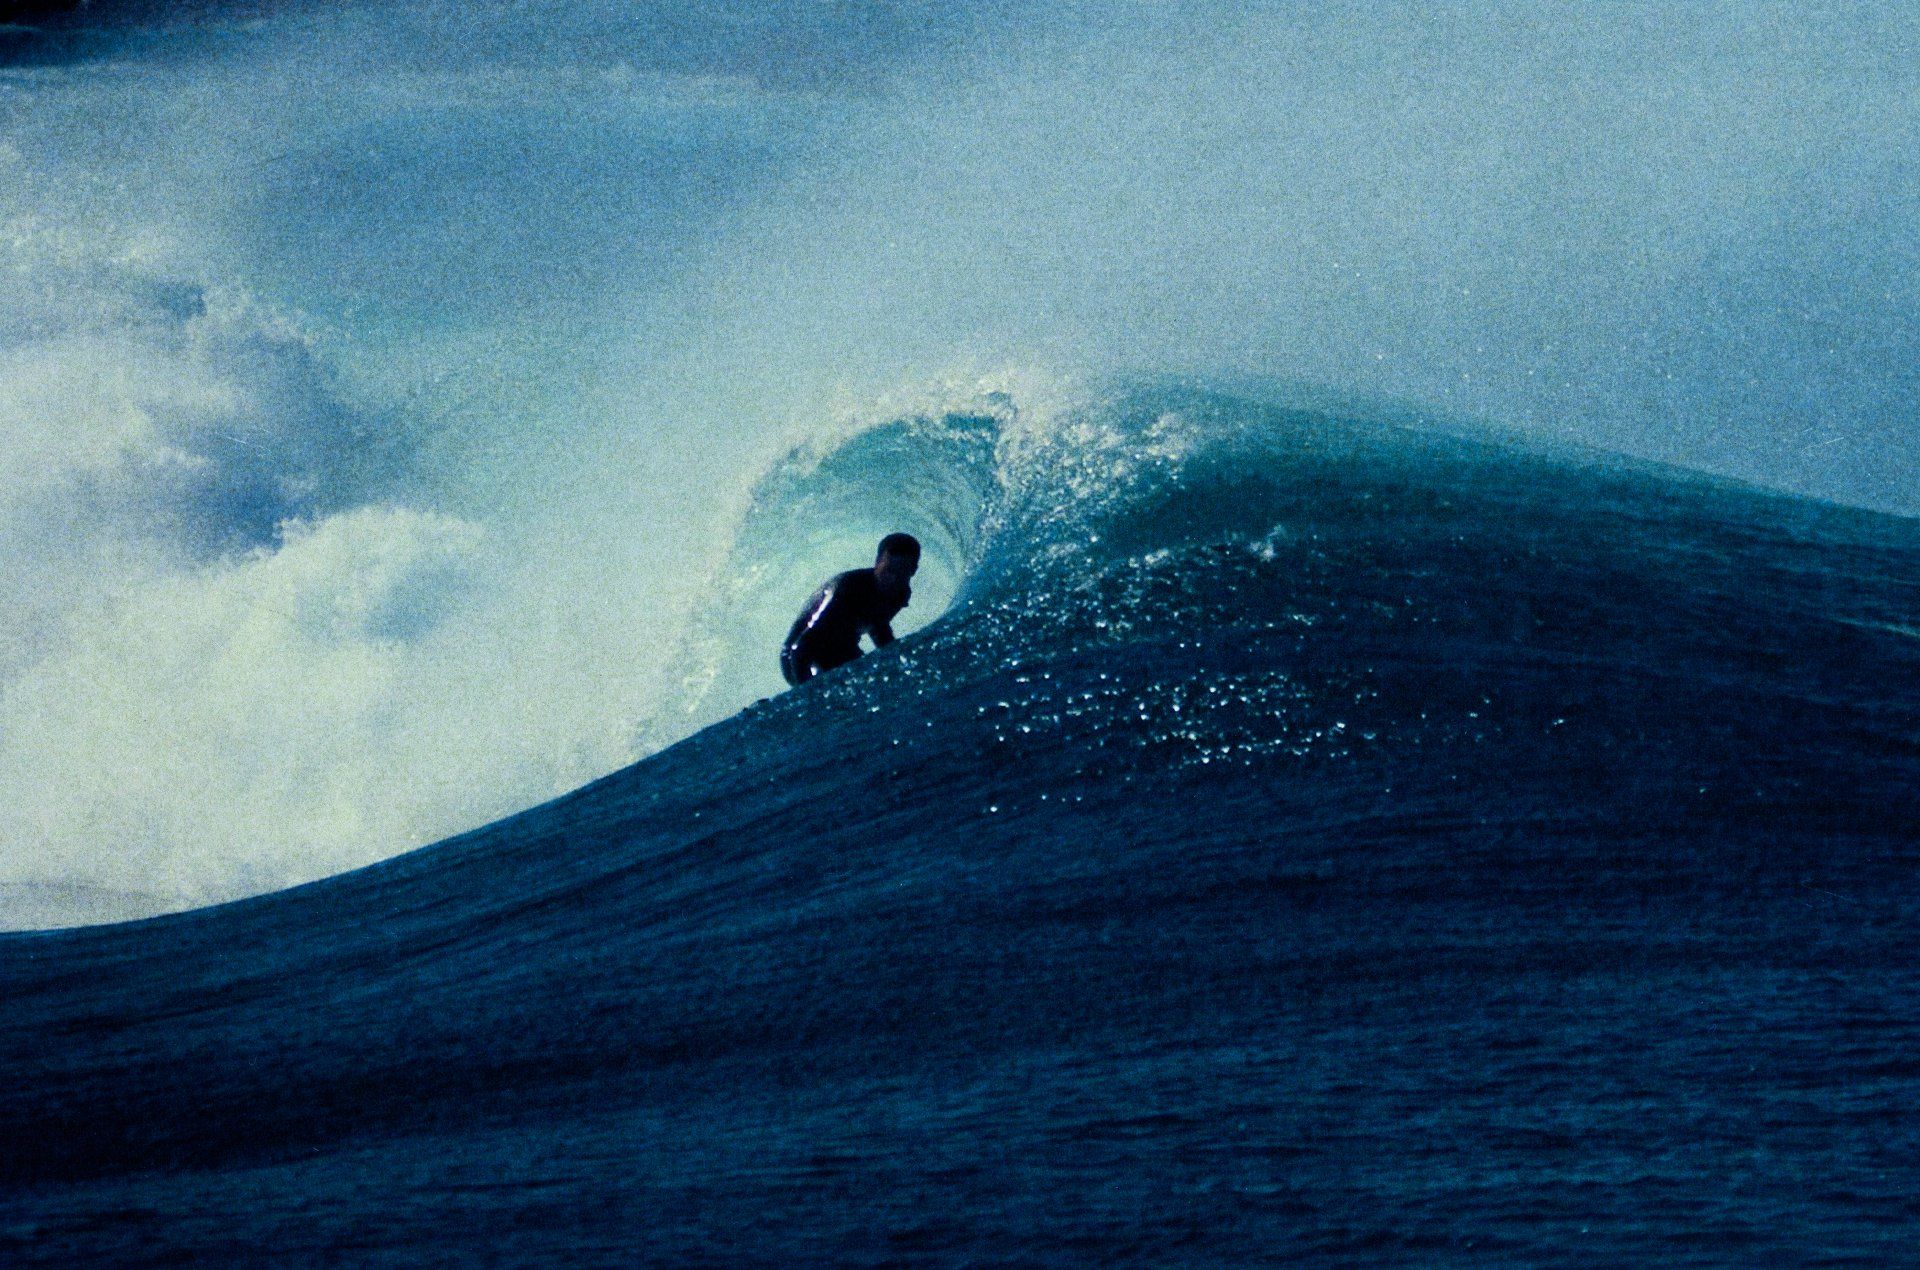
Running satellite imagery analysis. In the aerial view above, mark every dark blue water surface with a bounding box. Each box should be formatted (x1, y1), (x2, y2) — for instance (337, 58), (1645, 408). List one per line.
(5, 388), (1919, 1264)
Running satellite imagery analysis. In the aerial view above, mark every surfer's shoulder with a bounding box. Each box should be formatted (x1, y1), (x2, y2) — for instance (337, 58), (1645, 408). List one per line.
(830, 568), (876, 596)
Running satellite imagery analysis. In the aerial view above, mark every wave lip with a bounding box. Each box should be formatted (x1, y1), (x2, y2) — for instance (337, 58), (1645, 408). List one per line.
(679, 381), (1920, 716)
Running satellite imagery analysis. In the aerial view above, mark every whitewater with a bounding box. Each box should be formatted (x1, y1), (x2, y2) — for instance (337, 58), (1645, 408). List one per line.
(3, 1), (1920, 1262)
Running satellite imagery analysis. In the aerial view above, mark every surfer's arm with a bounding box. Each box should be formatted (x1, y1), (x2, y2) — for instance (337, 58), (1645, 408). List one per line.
(788, 581), (838, 642)
(869, 621), (895, 648)
(780, 581), (838, 687)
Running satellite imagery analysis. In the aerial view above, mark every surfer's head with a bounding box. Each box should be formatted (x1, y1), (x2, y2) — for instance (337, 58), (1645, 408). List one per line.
(875, 532), (920, 595)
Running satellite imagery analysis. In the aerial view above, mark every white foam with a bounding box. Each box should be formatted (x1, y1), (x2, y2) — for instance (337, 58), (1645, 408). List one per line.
(0, 506), (486, 922)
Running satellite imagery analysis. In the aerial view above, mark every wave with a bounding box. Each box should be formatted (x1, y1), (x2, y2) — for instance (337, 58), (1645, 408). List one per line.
(6, 0), (1920, 940)
(4, 382), (1918, 1260)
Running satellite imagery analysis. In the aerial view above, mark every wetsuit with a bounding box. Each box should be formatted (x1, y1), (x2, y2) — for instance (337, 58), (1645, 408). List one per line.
(780, 568), (910, 686)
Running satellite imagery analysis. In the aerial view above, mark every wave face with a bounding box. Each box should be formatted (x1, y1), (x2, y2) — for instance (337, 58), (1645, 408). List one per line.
(5, 386), (1920, 1262)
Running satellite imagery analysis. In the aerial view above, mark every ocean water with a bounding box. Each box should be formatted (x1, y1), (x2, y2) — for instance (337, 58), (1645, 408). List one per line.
(4, 2), (1920, 1262)
(5, 386), (1920, 1262)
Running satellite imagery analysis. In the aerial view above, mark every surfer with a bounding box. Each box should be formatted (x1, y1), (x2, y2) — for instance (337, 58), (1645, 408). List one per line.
(780, 533), (921, 687)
